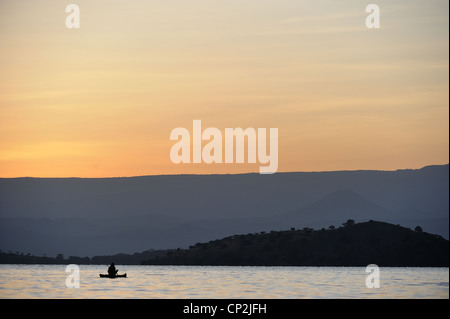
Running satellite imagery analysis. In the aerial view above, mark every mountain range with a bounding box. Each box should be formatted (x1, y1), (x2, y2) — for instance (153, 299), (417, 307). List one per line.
(0, 164), (448, 257)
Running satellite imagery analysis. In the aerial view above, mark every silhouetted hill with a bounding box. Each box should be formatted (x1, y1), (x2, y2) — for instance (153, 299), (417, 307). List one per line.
(142, 221), (449, 267)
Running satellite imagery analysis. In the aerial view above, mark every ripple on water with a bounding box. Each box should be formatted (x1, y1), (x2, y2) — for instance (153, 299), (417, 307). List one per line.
(0, 265), (448, 299)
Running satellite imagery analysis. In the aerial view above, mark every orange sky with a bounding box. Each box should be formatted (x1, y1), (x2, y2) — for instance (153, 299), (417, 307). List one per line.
(0, 0), (448, 177)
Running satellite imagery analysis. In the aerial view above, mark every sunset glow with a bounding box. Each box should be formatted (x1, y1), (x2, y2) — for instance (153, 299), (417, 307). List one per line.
(0, 0), (448, 177)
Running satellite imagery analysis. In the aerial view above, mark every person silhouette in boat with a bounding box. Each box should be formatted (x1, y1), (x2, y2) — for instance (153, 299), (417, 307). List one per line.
(108, 263), (118, 277)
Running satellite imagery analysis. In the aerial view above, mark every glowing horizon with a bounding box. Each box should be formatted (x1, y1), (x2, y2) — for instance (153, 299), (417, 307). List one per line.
(0, 0), (448, 178)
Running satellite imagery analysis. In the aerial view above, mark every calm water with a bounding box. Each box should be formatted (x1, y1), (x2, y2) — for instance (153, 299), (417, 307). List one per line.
(0, 264), (448, 299)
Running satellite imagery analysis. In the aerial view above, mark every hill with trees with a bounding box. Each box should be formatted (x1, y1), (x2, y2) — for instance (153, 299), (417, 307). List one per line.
(1, 221), (448, 267)
(142, 221), (449, 267)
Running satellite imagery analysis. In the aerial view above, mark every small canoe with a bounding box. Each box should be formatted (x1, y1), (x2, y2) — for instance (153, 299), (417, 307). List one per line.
(99, 273), (127, 278)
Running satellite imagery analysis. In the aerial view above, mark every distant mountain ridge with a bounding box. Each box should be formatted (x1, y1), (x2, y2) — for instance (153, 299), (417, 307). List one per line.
(0, 164), (448, 256)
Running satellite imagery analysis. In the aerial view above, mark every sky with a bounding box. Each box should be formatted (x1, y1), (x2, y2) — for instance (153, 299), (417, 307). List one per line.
(0, 0), (448, 177)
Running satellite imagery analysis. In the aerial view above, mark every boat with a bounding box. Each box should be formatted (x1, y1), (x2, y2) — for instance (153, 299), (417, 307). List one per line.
(99, 273), (127, 278)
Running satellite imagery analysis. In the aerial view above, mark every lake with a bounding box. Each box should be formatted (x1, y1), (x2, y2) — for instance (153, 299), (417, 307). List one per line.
(0, 264), (448, 299)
